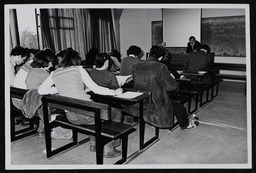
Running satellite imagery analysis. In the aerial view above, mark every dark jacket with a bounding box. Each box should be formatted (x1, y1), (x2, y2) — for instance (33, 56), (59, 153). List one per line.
(188, 51), (212, 71)
(132, 56), (178, 128)
(161, 59), (181, 79)
(186, 40), (201, 53)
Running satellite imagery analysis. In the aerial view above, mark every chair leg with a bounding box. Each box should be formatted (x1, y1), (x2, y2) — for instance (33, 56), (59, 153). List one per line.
(118, 136), (128, 164)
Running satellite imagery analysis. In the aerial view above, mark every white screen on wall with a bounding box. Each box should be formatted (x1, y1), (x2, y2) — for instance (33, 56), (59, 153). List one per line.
(163, 8), (201, 47)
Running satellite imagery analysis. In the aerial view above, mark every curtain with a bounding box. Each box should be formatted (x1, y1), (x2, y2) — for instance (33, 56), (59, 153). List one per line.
(40, 9), (56, 52)
(9, 9), (20, 51)
(39, 9), (117, 60)
(89, 9), (117, 53)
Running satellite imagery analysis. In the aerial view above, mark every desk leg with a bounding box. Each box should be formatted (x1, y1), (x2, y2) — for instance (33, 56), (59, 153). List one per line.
(139, 101), (159, 150)
(42, 102), (52, 158)
(139, 101), (145, 150)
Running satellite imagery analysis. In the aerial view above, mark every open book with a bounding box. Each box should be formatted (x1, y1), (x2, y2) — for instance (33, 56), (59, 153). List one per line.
(116, 75), (133, 86)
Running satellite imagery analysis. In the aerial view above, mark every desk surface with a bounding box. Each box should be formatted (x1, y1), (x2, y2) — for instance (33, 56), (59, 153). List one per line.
(180, 71), (207, 76)
(176, 75), (197, 82)
(88, 91), (150, 105)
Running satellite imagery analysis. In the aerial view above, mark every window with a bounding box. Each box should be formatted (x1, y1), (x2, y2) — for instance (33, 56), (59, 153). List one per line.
(16, 8), (40, 49)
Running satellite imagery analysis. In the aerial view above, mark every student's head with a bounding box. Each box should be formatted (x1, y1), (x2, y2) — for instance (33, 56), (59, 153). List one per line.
(86, 48), (99, 65)
(109, 49), (121, 62)
(127, 45), (142, 57)
(10, 46), (29, 65)
(55, 48), (69, 68)
(30, 49), (57, 72)
(94, 53), (113, 70)
(26, 48), (40, 59)
(189, 36), (196, 44)
(149, 45), (166, 59)
(200, 44), (211, 54)
(56, 49), (68, 59)
(60, 48), (81, 68)
(164, 48), (171, 60)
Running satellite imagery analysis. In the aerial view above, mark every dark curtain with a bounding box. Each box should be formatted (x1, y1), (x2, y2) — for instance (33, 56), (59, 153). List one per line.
(89, 9), (117, 53)
(40, 9), (56, 52)
(39, 9), (117, 60)
(9, 9), (20, 51)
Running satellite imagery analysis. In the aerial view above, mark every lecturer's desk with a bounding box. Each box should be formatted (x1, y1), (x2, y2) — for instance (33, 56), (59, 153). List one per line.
(88, 91), (159, 151)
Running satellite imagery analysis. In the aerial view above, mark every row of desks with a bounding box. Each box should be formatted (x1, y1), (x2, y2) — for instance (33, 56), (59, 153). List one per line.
(88, 70), (208, 153)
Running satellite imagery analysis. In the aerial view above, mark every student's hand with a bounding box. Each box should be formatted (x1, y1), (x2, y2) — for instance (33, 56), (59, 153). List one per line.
(110, 56), (118, 62)
(114, 88), (123, 95)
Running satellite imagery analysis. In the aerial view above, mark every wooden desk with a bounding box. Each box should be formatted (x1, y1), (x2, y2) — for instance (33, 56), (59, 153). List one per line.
(88, 91), (159, 150)
(180, 71), (207, 84)
(180, 71), (212, 106)
(174, 75), (199, 115)
(180, 71), (207, 76)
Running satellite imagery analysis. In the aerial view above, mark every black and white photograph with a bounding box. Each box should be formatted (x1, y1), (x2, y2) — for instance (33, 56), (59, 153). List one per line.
(2, 1), (255, 172)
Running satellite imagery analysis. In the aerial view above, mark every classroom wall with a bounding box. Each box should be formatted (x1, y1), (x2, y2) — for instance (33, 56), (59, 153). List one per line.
(202, 8), (245, 18)
(119, 8), (247, 76)
(119, 9), (162, 60)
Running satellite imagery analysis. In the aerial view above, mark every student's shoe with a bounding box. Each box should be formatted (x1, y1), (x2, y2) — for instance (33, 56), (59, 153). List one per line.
(192, 113), (199, 120)
(90, 145), (96, 152)
(104, 149), (121, 158)
(184, 120), (199, 130)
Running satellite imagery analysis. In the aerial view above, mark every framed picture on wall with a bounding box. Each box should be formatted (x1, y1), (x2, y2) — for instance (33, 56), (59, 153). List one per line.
(152, 21), (163, 46)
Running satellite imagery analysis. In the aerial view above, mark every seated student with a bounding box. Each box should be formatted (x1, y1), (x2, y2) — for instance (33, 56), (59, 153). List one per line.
(132, 45), (198, 129)
(187, 44), (212, 71)
(13, 48), (56, 90)
(186, 36), (201, 53)
(38, 48), (123, 158)
(120, 45), (143, 76)
(9, 46), (29, 86)
(55, 48), (70, 69)
(160, 48), (181, 79)
(85, 48), (99, 68)
(25, 48), (40, 63)
(109, 49), (122, 71)
(12, 49), (57, 134)
(89, 53), (120, 89)
(16, 48), (40, 72)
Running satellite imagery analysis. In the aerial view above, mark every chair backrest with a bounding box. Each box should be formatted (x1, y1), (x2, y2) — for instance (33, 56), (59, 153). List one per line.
(42, 94), (110, 120)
